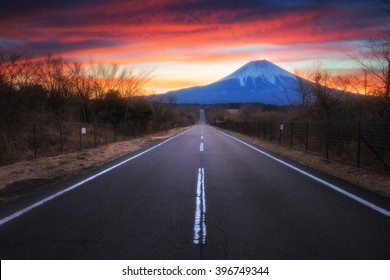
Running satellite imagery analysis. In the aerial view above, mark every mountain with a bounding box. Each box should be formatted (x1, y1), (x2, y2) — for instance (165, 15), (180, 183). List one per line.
(164, 60), (302, 105)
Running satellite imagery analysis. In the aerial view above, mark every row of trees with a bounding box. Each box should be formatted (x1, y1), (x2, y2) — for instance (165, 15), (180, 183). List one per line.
(0, 51), (200, 129)
(207, 35), (390, 123)
(0, 50), (199, 164)
(0, 51), (155, 124)
(293, 35), (390, 120)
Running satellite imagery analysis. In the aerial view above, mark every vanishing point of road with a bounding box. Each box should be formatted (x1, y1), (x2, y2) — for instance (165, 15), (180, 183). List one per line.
(1, 110), (390, 259)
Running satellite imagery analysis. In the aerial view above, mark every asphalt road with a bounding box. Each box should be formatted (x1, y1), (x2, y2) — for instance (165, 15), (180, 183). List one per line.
(1, 109), (390, 259)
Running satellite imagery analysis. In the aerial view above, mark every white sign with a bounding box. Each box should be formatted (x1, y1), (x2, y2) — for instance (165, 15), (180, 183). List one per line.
(81, 127), (87, 134)
(280, 124), (284, 130)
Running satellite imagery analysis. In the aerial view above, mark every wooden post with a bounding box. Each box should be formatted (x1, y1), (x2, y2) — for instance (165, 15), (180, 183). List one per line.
(104, 124), (107, 145)
(93, 123), (96, 147)
(79, 125), (82, 150)
(357, 121), (361, 168)
(279, 123), (282, 145)
(60, 124), (63, 154)
(305, 121), (309, 153)
(33, 124), (37, 158)
(326, 121), (330, 159)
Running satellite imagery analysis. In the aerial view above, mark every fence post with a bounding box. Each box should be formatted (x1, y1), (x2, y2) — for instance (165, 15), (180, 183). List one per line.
(104, 124), (107, 145)
(326, 121), (330, 159)
(357, 121), (361, 168)
(33, 124), (37, 158)
(79, 125), (82, 150)
(93, 123), (96, 147)
(60, 124), (63, 154)
(290, 122), (293, 148)
(305, 121), (309, 153)
(279, 123), (282, 145)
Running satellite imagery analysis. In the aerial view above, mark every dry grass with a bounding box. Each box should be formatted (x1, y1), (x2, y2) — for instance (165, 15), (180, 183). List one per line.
(2, 125), (389, 203)
(0, 127), (190, 203)
(221, 129), (390, 198)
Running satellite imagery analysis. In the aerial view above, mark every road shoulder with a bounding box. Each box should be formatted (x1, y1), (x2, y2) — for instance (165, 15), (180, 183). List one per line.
(215, 127), (390, 199)
(0, 127), (191, 204)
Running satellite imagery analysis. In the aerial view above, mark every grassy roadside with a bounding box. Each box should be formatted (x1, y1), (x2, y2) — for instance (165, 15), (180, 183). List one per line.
(1, 124), (389, 203)
(0, 126), (191, 203)
(218, 128), (390, 198)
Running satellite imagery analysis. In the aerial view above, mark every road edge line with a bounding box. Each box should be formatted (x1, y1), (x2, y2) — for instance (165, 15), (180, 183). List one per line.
(0, 127), (194, 226)
(214, 127), (390, 218)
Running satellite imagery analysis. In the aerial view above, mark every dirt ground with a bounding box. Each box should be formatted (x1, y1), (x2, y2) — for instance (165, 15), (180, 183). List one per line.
(221, 129), (390, 198)
(0, 127), (190, 203)
(1, 125), (389, 204)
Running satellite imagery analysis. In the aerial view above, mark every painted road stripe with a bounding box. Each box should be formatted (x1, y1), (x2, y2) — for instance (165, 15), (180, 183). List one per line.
(193, 167), (206, 244)
(216, 128), (390, 218)
(200, 143), (204, 152)
(0, 128), (193, 227)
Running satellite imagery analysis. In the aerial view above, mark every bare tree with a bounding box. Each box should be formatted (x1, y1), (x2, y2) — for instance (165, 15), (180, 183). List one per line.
(68, 61), (96, 122)
(349, 33), (390, 98)
(294, 69), (315, 107)
(0, 51), (43, 125)
(296, 62), (346, 119)
(238, 103), (263, 122)
(150, 94), (177, 130)
(0, 51), (27, 92)
(35, 55), (75, 119)
(89, 63), (122, 99)
(121, 69), (153, 123)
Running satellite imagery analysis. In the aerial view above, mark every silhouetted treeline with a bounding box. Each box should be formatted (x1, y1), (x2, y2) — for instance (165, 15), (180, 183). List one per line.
(206, 91), (390, 125)
(207, 34), (390, 123)
(206, 71), (390, 124)
(0, 50), (199, 164)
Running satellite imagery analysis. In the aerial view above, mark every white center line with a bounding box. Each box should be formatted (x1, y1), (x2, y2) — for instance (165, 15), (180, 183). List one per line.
(200, 143), (204, 152)
(193, 167), (206, 244)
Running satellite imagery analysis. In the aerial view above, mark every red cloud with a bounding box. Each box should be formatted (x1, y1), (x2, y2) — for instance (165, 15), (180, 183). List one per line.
(1, 0), (387, 91)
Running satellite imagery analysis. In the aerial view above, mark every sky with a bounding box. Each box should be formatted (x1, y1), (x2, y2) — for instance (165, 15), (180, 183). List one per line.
(1, 0), (389, 93)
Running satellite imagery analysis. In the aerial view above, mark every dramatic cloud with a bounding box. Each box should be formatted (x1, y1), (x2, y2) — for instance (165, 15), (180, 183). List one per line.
(1, 0), (389, 91)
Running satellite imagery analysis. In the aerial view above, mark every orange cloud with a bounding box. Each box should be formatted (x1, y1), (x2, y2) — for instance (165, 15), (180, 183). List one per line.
(1, 0), (388, 92)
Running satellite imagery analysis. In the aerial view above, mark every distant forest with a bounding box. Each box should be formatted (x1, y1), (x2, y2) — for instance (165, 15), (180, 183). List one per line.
(0, 51), (199, 126)
(1, 34), (389, 164)
(207, 35), (390, 123)
(0, 50), (199, 164)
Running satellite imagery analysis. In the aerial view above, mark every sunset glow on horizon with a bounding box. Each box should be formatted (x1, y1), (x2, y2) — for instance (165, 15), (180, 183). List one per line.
(1, 0), (389, 93)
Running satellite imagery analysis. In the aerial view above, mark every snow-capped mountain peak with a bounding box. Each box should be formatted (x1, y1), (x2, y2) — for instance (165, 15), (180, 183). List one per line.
(220, 59), (296, 87)
(164, 60), (302, 105)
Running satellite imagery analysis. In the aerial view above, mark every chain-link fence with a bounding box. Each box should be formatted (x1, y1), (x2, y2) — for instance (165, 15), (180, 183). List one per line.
(214, 120), (390, 175)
